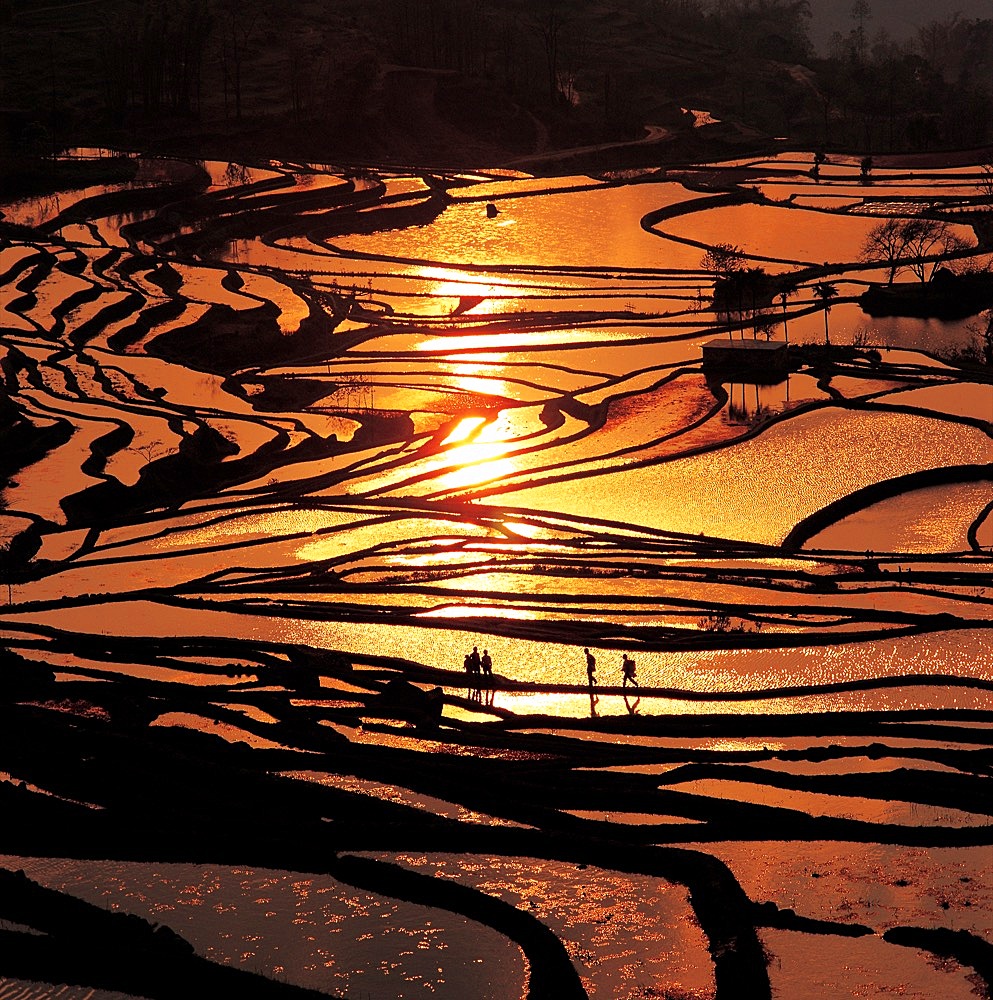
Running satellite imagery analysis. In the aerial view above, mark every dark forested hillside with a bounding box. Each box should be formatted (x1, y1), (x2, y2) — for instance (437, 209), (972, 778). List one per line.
(0, 0), (990, 171)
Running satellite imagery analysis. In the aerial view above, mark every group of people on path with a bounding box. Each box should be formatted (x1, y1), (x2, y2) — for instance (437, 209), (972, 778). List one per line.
(461, 643), (639, 694)
(584, 648), (638, 687)
(463, 645), (493, 687)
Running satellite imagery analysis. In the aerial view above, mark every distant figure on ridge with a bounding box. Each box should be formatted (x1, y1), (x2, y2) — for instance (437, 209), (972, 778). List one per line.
(584, 648), (597, 687)
(621, 653), (638, 687)
(469, 646), (481, 675)
(481, 649), (493, 684)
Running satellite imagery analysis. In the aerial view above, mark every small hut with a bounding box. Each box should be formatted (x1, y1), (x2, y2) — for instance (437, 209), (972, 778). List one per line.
(702, 338), (789, 380)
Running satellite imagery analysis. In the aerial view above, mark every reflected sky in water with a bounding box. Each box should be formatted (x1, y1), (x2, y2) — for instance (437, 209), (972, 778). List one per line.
(2, 155), (991, 712)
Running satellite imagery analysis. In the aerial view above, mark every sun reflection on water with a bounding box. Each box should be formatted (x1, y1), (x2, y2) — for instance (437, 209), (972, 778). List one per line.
(417, 605), (534, 620)
(436, 452), (519, 492)
(441, 416), (487, 445)
(411, 266), (523, 316)
(433, 411), (536, 492)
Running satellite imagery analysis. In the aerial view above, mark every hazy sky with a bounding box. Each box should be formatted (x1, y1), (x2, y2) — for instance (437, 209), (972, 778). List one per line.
(808, 0), (991, 52)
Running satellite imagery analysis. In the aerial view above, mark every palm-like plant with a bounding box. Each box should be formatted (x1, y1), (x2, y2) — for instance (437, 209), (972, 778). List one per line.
(813, 282), (838, 345)
(779, 288), (795, 343)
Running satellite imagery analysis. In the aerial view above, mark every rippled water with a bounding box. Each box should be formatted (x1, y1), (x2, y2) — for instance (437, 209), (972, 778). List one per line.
(1, 151), (991, 1000)
(807, 482), (993, 553)
(495, 407), (992, 543)
(0, 857), (526, 1000)
(334, 180), (701, 270)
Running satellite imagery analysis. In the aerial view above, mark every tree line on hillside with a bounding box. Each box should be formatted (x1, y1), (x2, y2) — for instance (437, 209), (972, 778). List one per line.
(641, 0), (992, 150)
(820, 5), (993, 151)
(381, 0), (992, 152)
(0, 0), (989, 158)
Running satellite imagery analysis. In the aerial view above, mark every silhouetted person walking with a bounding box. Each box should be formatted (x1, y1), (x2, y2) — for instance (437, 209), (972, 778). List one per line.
(465, 645), (481, 696)
(584, 648), (597, 687)
(481, 649), (492, 685)
(621, 653), (638, 687)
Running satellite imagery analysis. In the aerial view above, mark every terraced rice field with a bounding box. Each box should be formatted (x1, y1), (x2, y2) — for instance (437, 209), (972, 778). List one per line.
(0, 150), (990, 999)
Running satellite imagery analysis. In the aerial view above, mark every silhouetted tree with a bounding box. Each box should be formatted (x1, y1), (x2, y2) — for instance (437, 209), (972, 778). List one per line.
(734, 267), (774, 338)
(979, 162), (993, 202)
(861, 215), (970, 284)
(779, 288), (795, 342)
(900, 217), (969, 283)
(850, 1), (871, 64)
(98, 0), (211, 116)
(975, 310), (993, 366)
(813, 281), (838, 345)
(701, 242), (745, 281)
(916, 15), (960, 74)
(860, 216), (910, 283)
(703, 243), (747, 336)
(526, 0), (569, 102)
(216, 0), (265, 120)
(384, 0), (491, 75)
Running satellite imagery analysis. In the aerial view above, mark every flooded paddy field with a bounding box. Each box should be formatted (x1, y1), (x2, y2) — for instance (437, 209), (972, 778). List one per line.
(0, 151), (991, 999)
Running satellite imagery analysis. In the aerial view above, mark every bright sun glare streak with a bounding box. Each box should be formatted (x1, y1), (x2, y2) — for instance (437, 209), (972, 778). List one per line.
(417, 334), (504, 352)
(442, 416), (487, 445)
(436, 413), (527, 491)
(416, 265), (518, 291)
(437, 450), (518, 491)
(501, 521), (547, 539)
(412, 265), (520, 317)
